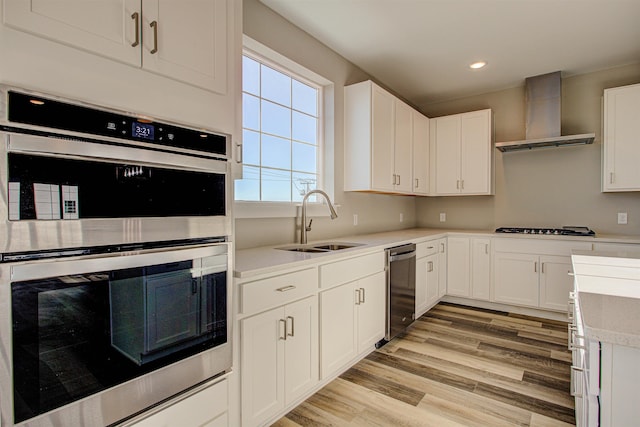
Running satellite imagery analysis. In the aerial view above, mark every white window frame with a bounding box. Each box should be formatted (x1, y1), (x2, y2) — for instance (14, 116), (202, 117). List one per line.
(235, 36), (335, 219)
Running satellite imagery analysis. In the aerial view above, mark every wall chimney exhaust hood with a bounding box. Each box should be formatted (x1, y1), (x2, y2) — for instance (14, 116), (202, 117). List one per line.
(495, 71), (595, 152)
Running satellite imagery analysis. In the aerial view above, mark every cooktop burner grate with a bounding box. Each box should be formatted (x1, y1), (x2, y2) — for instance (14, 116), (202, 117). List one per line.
(495, 226), (595, 236)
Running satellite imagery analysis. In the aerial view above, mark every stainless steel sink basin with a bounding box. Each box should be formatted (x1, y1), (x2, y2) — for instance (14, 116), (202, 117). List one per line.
(276, 242), (363, 253)
(312, 243), (362, 251)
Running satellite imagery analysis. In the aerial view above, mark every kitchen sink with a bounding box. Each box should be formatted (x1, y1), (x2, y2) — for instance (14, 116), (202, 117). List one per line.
(277, 242), (364, 253)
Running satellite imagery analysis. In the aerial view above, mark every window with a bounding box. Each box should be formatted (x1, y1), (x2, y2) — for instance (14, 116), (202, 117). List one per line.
(235, 52), (322, 204)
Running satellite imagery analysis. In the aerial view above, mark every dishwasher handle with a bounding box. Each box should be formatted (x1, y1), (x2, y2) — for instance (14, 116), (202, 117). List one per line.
(389, 250), (416, 262)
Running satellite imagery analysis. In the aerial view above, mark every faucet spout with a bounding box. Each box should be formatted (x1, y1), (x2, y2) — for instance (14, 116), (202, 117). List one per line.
(300, 189), (338, 244)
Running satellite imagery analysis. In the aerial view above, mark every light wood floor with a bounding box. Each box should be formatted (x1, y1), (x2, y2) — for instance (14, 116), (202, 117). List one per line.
(272, 302), (575, 427)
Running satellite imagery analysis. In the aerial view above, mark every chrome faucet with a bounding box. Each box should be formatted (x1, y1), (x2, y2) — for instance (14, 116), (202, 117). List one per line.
(300, 189), (338, 244)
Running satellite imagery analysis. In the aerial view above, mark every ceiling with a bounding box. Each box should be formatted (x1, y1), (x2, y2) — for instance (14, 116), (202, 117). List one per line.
(260, 0), (640, 106)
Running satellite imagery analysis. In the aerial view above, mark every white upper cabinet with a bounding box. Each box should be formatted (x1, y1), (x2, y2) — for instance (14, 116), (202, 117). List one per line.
(412, 111), (430, 195)
(344, 80), (430, 195)
(603, 83), (640, 192)
(430, 109), (493, 196)
(3, 0), (229, 94)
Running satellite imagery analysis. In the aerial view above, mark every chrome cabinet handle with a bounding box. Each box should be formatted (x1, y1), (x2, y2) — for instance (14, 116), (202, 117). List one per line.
(440, 243), (445, 253)
(397, 175), (401, 185)
(355, 288), (361, 305)
(286, 316), (295, 338)
(236, 142), (243, 164)
(541, 262), (545, 274)
(610, 172), (614, 184)
(415, 178), (419, 188)
(150, 21), (158, 54)
(485, 244), (489, 254)
(276, 285), (296, 292)
(534, 262), (537, 273)
(360, 287), (365, 304)
(461, 180), (464, 189)
(427, 261), (433, 272)
(131, 12), (140, 47)
(279, 319), (287, 340)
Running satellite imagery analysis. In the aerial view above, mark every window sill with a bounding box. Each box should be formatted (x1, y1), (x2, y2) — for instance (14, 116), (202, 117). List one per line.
(234, 201), (340, 219)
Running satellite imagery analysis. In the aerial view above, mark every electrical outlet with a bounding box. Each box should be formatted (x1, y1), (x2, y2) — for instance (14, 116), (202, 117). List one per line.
(618, 212), (628, 225)
(400, 213), (404, 223)
(439, 212), (446, 222)
(353, 214), (358, 226)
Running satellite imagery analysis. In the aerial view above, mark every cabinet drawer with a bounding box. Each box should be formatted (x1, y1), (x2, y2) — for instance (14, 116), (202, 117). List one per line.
(319, 252), (385, 289)
(131, 378), (228, 427)
(493, 238), (593, 256)
(416, 241), (438, 258)
(240, 268), (318, 314)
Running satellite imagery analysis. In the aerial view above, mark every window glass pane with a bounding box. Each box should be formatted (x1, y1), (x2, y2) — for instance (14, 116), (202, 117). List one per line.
(261, 100), (291, 138)
(242, 130), (260, 166)
(292, 172), (317, 202)
(262, 134), (291, 170)
(292, 111), (317, 145)
(235, 166), (260, 201)
(292, 142), (316, 173)
(261, 65), (291, 107)
(261, 168), (291, 202)
(243, 56), (260, 96)
(292, 80), (317, 116)
(243, 94), (260, 131)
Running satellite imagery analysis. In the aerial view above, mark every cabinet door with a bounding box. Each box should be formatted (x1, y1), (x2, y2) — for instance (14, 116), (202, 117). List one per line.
(471, 238), (491, 301)
(433, 115), (462, 194)
(320, 282), (357, 379)
(394, 100), (413, 192)
(141, 0), (228, 94)
(415, 256), (428, 316)
(4, 0), (140, 65)
(493, 253), (539, 307)
(425, 253), (439, 307)
(241, 307), (284, 427)
(356, 272), (386, 353)
(284, 296), (318, 404)
(460, 110), (492, 194)
(437, 239), (447, 298)
(603, 84), (640, 191)
(539, 255), (573, 311)
(412, 111), (430, 195)
(371, 85), (396, 191)
(447, 237), (470, 297)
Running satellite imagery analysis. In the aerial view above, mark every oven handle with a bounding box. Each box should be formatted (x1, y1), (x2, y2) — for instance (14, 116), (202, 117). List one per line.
(6, 132), (227, 174)
(10, 244), (228, 282)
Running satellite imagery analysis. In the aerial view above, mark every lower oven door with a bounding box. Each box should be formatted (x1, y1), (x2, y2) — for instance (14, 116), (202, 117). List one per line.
(0, 242), (231, 427)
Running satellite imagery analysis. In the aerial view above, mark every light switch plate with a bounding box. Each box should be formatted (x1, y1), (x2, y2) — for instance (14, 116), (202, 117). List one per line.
(618, 212), (628, 224)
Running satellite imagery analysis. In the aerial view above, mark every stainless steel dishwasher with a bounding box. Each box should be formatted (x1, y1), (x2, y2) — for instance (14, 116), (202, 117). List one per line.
(384, 243), (416, 342)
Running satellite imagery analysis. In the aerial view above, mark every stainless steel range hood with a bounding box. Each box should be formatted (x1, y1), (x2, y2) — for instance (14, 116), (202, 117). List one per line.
(495, 71), (595, 152)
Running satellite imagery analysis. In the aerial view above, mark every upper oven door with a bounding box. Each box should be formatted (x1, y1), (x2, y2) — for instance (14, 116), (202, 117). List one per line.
(0, 131), (231, 253)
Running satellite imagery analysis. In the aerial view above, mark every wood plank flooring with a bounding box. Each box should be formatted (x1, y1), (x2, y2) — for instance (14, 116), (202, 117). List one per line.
(272, 302), (575, 427)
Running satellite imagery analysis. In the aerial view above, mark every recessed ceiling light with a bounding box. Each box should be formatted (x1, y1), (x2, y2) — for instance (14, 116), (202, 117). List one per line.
(469, 61), (487, 69)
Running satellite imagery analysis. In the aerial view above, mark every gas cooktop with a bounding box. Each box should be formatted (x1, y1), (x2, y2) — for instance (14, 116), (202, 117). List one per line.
(495, 226), (595, 236)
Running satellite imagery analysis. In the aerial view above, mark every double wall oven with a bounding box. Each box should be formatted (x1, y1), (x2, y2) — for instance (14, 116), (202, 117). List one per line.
(0, 86), (232, 427)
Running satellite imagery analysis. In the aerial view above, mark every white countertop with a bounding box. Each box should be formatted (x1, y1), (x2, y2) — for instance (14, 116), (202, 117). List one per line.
(235, 227), (640, 279)
(572, 251), (640, 348)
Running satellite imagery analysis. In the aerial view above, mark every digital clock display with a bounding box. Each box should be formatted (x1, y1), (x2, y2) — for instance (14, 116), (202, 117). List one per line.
(132, 122), (155, 140)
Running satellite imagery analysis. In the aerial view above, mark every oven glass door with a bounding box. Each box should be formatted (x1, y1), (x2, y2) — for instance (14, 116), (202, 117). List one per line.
(10, 246), (227, 424)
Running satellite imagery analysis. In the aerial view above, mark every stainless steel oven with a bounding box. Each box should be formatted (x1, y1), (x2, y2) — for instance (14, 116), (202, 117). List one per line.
(0, 86), (233, 427)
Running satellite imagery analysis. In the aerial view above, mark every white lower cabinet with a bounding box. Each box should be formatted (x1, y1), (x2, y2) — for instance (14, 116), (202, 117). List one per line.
(415, 241), (439, 317)
(447, 237), (470, 297)
(493, 238), (591, 311)
(130, 378), (228, 427)
(446, 236), (491, 300)
(241, 295), (318, 427)
(320, 271), (385, 379)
